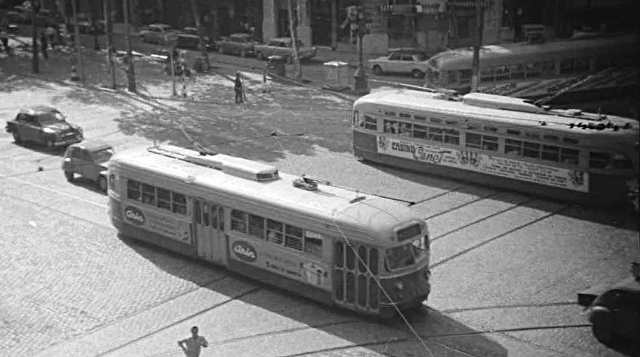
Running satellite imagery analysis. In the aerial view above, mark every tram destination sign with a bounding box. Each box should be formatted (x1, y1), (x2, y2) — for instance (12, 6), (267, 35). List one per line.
(377, 135), (589, 192)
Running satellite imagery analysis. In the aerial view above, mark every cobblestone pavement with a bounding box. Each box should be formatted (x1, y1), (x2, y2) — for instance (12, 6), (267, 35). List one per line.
(1, 41), (638, 357)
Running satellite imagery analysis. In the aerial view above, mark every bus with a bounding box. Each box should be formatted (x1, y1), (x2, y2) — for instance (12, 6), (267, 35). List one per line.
(352, 89), (639, 206)
(424, 34), (638, 96)
(107, 145), (431, 317)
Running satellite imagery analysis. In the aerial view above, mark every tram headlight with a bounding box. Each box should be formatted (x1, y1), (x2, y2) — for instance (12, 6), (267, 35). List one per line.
(395, 281), (404, 291)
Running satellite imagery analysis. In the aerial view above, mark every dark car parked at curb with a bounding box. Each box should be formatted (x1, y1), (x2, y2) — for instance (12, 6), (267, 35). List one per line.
(6, 106), (83, 148)
(216, 33), (257, 57)
(62, 141), (113, 192)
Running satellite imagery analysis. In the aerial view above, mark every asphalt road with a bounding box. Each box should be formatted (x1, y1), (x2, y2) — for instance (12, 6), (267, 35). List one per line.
(1, 42), (639, 357)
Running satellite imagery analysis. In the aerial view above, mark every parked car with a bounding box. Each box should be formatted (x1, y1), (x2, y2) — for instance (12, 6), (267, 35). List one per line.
(216, 33), (257, 57)
(254, 37), (317, 62)
(368, 49), (429, 78)
(62, 141), (114, 192)
(139, 23), (178, 45)
(588, 265), (640, 351)
(176, 27), (216, 51)
(5, 106), (83, 148)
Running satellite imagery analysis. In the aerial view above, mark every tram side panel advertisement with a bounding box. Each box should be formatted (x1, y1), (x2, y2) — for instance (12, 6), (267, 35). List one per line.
(123, 205), (192, 244)
(376, 135), (589, 192)
(229, 236), (331, 290)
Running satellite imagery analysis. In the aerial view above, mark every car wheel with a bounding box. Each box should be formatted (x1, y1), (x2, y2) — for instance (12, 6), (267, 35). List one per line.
(412, 69), (425, 78)
(372, 65), (383, 75)
(12, 131), (22, 144)
(64, 170), (74, 182)
(98, 176), (108, 193)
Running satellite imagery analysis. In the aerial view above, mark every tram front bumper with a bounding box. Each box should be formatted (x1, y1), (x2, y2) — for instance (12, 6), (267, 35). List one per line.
(380, 268), (431, 313)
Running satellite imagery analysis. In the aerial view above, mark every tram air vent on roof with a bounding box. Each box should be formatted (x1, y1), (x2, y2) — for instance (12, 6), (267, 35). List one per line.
(148, 145), (280, 182)
(461, 93), (545, 114)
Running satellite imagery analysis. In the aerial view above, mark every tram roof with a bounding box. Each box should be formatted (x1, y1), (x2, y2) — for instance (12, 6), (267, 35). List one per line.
(427, 34), (637, 71)
(355, 89), (638, 139)
(110, 145), (422, 237)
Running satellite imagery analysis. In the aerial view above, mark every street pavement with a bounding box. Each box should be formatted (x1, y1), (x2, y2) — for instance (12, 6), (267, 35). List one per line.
(1, 34), (639, 357)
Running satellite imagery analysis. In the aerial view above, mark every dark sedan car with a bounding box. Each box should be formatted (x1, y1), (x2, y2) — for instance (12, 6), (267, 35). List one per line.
(216, 33), (257, 57)
(6, 106), (83, 148)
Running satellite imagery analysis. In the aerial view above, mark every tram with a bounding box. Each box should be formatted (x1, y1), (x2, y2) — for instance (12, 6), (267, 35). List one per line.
(107, 145), (431, 317)
(352, 89), (639, 206)
(424, 34), (637, 93)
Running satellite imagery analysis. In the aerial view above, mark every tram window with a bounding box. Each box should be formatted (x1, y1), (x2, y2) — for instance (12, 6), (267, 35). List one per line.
(231, 209), (248, 233)
(563, 137), (579, 145)
(127, 179), (141, 201)
(357, 246), (367, 273)
(506, 129), (521, 136)
(523, 142), (541, 159)
(494, 65), (509, 80)
(589, 152), (611, 169)
(383, 120), (398, 134)
(398, 122), (412, 136)
(335, 270), (344, 300)
(304, 233), (323, 258)
(543, 134), (559, 142)
(525, 63), (541, 78)
(428, 127), (443, 142)
(210, 205), (218, 227)
(336, 241), (344, 268)
(385, 244), (415, 271)
(142, 184), (156, 205)
(346, 246), (355, 270)
(430, 117), (443, 124)
(560, 58), (574, 73)
(612, 154), (632, 169)
(574, 58), (589, 72)
(218, 209), (224, 230)
(172, 193), (187, 215)
(194, 201), (201, 224)
(346, 272), (355, 303)
(465, 133), (482, 149)
(414, 115), (427, 121)
(561, 148), (580, 165)
(445, 71), (457, 84)
(248, 214), (265, 239)
(539, 61), (555, 75)
(509, 64), (525, 79)
(505, 139), (523, 156)
(284, 224), (303, 251)
(368, 278), (379, 309)
(369, 249), (378, 275)
(482, 135), (499, 151)
(541, 145), (560, 162)
(357, 275), (367, 306)
(445, 120), (459, 126)
(363, 115), (377, 130)
(266, 219), (284, 244)
(413, 124), (427, 139)
(399, 112), (411, 119)
(444, 129), (460, 145)
(459, 69), (472, 82)
(483, 126), (498, 132)
(480, 68), (493, 81)
(157, 188), (171, 210)
(202, 203), (209, 226)
(525, 132), (540, 140)
(384, 111), (396, 117)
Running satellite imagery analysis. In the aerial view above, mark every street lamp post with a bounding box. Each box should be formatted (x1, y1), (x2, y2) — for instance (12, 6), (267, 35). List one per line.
(352, 6), (369, 95)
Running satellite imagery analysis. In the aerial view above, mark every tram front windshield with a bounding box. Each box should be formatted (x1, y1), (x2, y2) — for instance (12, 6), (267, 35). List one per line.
(386, 237), (427, 271)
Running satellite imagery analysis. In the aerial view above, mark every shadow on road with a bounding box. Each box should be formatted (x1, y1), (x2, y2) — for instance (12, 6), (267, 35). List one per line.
(121, 236), (508, 356)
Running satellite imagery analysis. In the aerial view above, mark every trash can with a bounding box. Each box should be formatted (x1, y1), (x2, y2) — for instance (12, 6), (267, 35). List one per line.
(267, 55), (286, 77)
(322, 61), (350, 91)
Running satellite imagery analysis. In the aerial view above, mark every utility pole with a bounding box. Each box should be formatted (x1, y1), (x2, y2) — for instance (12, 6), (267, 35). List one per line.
(31, 2), (39, 74)
(123, 0), (136, 92)
(287, 0), (301, 80)
(351, 5), (369, 95)
(189, 0), (209, 71)
(471, 0), (484, 92)
(104, 0), (116, 89)
(71, 0), (84, 82)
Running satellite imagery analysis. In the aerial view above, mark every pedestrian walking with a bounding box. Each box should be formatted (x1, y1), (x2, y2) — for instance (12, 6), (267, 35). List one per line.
(40, 32), (48, 59)
(234, 72), (244, 104)
(177, 326), (208, 357)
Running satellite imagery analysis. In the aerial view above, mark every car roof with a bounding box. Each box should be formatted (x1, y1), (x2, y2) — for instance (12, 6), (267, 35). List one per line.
(69, 141), (113, 152)
(19, 105), (60, 115)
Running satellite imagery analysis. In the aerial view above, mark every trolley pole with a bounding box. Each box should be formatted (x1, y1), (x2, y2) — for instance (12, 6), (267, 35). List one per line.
(471, 0), (484, 92)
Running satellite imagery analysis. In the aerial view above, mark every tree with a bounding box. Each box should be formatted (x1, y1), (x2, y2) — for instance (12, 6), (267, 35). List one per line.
(189, 0), (209, 71)
(287, 0), (301, 80)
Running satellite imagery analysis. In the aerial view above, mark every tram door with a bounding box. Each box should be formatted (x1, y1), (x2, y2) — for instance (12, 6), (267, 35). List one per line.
(193, 199), (226, 265)
(333, 241), (380, 313)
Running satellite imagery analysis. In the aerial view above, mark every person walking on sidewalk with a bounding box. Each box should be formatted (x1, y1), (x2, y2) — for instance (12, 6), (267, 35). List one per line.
(178, 326), (208, 357)
(234, 72), (244, 104)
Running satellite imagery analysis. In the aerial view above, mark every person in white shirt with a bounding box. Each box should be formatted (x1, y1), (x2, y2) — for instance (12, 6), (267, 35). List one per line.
(178, 326), (209, 357)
